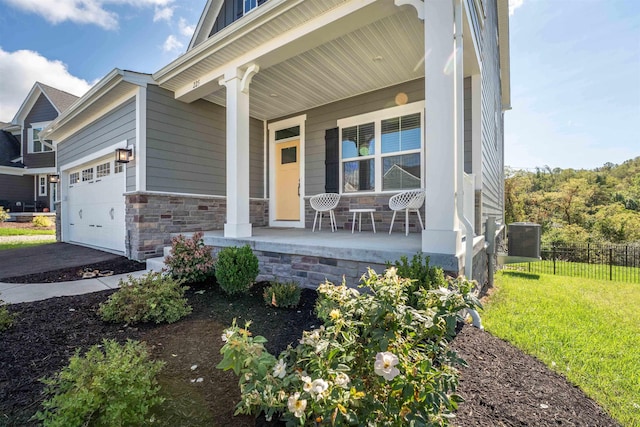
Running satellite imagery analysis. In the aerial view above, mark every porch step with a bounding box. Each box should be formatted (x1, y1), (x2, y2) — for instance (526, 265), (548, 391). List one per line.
(146, 256), (167, 273)
(146, 246), (172, 273)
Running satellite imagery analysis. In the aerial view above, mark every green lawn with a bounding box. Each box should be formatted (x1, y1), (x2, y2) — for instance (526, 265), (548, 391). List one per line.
(0, 241), (55, 251)
(483, 271), (640, 426)
(0, 228), (56, 236)
(508, 261), (640, 283)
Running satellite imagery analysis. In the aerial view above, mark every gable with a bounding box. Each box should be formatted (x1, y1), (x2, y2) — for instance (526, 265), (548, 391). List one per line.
(189, 0), (269, 49)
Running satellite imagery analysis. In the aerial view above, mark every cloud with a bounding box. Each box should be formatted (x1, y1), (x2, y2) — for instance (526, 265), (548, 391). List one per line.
(509, 0), (524, 16)
(178, 17), (195, 37)
(154, 6), (174, 22)
(3, 0), (174, 30)
(0, 48), (92, 123)
(162, 35), (184, 53)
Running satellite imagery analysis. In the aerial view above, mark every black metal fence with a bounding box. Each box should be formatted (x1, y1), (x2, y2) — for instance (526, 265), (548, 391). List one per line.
(508, 243), (640, 283)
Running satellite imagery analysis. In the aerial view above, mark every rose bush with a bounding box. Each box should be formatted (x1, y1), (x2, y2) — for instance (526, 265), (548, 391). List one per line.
(217, 267), (481, 426)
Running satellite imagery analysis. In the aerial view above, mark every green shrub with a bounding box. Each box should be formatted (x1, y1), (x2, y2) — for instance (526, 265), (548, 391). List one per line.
(388, 252), (447, 307)
(263, 282), (301, 308)
(0, 297), (14, 331)
(32, 215), (53, 228)
(99, 272), (192, 324)
(165, 232), (215, 283)
(215, 245), (259, 295)
(218, 268), (482, 425)
(34, 339), (164, 427)
(0, 206), (9, 222)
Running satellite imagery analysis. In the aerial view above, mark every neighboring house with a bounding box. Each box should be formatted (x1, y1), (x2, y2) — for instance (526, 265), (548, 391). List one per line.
(0, 83), (78, 213)
(44, 0), (510, 285)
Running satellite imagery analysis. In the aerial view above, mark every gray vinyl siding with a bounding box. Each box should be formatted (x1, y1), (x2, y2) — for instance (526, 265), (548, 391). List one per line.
(0, 174), (33, 204)
(479, 0), (505, 223)
(57, 97), (137, 192)
(22, 93), (57, 169)
(269, 79), (425, 196)
(464, 77), (472, 174)
(145, 85), (264, 198)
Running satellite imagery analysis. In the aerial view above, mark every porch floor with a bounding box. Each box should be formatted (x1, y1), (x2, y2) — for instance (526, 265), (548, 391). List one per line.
(201, 227), (422, 266)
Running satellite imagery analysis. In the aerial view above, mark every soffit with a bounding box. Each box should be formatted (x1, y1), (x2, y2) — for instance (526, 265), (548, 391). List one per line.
(207, 9), (424, 120)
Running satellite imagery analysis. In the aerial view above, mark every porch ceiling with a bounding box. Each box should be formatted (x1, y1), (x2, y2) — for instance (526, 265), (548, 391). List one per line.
(155, 0), (481, 121)
(156, 0), (429, 121)
(204, 8), (424, 120)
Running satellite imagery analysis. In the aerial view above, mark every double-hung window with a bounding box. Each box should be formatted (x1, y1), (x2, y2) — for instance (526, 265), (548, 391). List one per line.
(29, 122), (53, 153)
(338, 102), (424, 193)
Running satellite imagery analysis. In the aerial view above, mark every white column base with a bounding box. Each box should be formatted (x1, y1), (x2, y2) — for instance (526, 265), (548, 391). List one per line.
(224, 223), (253, 238)
(421, 228), (461, 255)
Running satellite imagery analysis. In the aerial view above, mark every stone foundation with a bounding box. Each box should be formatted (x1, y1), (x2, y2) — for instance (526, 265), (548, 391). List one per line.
(209, 246), (388, 289)
(125, 192), (268, 260)
(55, 202), (61, 242)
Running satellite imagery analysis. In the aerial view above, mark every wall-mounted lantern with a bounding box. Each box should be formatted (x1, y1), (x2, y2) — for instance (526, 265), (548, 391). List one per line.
(115, 147), (133, 164)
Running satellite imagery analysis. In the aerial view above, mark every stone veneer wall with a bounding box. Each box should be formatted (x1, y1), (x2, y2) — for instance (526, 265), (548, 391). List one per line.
(125, 192), (268, 260)
(54, 201), (61, 242)
(304, 193), (426, 234)
(209, 246), (389, 289)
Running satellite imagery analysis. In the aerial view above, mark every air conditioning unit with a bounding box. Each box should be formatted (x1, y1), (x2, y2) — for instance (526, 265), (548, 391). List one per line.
(507, 222), (541, 259)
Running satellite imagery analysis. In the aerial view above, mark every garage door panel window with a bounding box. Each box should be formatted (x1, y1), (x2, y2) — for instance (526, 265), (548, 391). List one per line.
(96, 162), (110, 178)
(82, 168), (94, 182)
(69, 172), (80, 185)
(114, 162), (124, 174)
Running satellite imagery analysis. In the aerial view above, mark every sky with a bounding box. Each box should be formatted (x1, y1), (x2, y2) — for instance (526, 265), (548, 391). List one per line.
(0, 0), (638, 171)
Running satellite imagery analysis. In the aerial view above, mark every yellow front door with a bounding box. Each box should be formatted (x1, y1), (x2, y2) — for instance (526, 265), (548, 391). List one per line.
(275, 139), (300, 220)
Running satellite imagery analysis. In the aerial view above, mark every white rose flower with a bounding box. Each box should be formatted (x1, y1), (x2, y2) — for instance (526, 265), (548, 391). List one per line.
(334, 372), (350, 389)
(301, 375), (312, 393)
(221, 329), (234, 342)
(310, 378), (329, 400)
(273, 359), (287, 378)
(287, 392), (307, 418)
(374, 352), (400, 381)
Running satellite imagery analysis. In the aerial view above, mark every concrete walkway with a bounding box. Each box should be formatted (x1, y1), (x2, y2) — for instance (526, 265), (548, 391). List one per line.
(0, 270), (148, 304)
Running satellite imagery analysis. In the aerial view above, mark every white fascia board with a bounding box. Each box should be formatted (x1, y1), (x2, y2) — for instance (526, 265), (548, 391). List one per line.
(171, 0), (388, 103)
(22, 167), (56, 175)
(41, 69), (124, 139)
(59, 140), (127, 172)
(0, 166), (25, 176)
(154, 0), (293, 84)
(497, 0), (511, 109)
(42, 70), (153, 142)
(11, 83), (43, 124)
(188, 0), (221, 50)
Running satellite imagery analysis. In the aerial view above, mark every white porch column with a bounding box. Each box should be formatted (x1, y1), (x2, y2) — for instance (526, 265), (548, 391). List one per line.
(220, 69), (253, 238)
(422, 0), (461, 255)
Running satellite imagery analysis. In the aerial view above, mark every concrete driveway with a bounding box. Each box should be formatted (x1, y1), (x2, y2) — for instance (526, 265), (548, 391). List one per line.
(0, 242), (121, 280)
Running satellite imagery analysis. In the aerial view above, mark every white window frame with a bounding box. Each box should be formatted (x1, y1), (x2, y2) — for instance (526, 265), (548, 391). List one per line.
(28, 121), (53, 154)
(337, 101), (425, 195)
(38, 175), (47, 196)
(244, 0), (258, 14)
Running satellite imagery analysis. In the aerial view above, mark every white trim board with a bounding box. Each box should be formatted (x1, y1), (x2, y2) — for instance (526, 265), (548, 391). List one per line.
(59, 140), (128, 172)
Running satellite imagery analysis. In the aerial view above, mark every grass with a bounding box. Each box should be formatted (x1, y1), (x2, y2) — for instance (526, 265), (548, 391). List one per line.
(0, 227), (56, 236)
(0, 241), (55, 251)
(483, 271), (640, 426)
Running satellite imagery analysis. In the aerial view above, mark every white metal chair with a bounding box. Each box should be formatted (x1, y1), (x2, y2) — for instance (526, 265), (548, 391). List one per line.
(388, 189), (425, 236)
(310, 193), (341, 232)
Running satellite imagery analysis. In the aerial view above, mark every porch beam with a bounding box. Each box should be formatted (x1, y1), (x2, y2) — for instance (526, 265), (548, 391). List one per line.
(220, 68), (253, 238)
(422, 0), (461, 256)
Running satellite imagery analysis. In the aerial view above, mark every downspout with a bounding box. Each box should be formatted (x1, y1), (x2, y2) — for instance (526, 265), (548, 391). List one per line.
(453, 0), (482, 329)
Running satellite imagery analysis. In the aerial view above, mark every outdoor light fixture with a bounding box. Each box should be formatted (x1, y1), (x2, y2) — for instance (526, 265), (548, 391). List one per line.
(115, 147), (133, 164)
(48, 174), (60, 184)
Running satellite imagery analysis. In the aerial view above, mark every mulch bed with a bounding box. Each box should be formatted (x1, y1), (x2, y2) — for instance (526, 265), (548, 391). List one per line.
(0, 258), (146, 283)
(0, 263), (621, 427)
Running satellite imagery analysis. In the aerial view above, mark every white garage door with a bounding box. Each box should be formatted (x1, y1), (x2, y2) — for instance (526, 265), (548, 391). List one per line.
(67, 157), (125, 252)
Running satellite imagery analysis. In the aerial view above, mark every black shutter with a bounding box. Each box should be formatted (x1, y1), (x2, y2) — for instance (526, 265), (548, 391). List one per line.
(325, 127), (339, 193)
